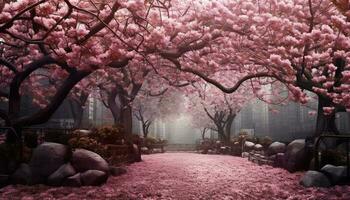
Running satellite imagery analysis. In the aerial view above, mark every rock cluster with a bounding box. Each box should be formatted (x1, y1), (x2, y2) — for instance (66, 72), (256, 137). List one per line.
(1, 142), (127, 187)
(243, 139), (313, 172)
(300, 164), (348, 187)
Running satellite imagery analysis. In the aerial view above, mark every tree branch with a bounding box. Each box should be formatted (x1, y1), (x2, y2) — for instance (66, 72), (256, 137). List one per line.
(0, 58), (18, 73)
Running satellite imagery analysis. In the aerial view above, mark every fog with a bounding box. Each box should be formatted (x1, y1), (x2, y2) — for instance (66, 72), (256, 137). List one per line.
(36, 94), (350, 145)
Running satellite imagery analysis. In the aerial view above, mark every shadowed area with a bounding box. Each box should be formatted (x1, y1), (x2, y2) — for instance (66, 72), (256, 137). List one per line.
(1, 153), (350, 200)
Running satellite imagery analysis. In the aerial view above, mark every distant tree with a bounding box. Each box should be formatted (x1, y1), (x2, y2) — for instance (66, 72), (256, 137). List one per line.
(185, 82), (252, 143)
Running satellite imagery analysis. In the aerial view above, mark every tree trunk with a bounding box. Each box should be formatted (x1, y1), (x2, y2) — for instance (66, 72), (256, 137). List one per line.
(142, 121), (151, 138)
(121, 105), (132, 135)
(142, 123), (147, 138)
(202, 128), (207, 140)
(217, 126), (227, 143)
(225, 114), (235, 142)
(6, 70), (91, 143)
(143, 128), (148, 138)
(315, 95), (339, 137)
(69, 99), (84, 129)
(107, 91), (121, 125)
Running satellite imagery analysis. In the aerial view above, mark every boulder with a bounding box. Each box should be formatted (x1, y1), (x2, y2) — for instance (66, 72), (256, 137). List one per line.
(109, 166), (127, 177)
(321, 164), (347, 185)
(267, 142), (286, 156)
(30, 142), (70, 183)
(11, 163), (32, 185)
(284, 139), (312, 172)
(73, 129), (92, 135)
(81, 170), (108, 186)
(274, 153), (285, 168)
(242, 152), (250, 158)
(47, 163), (76, 186)
(63, 173), (81, 187)
(309, 158), (315, 170)
(71, 149), (109, 173)
(132, 144), (142, 162)
(300, 170), (331, 188)
(244, 141), (255, 151)
(254, 144), (263, 151)
(269, 154), (277, 161)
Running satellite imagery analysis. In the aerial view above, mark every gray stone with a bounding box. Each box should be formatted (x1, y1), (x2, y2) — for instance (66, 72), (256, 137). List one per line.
(254, 144), (263, 151)
(242, 152), (250, 158)
(63, 173), (81, 187)
(71, 149), (109, 173)
(73, 129), (92, 135)
(321, 164), (347, 184)
(132, 144), (142, 162)
(284, 139), (311, 172)
(109, 166), (127, 177)
(273, 153), (285, 168)
(300, 170), (331, 188)
(141, 147), (149, 154)
(80, 170), (107, 186)
(267, 142), (286, 156)
(30, 142), (70, 183)
(244, 141), (255, 151)
(47, 163), (76, 186)
(269, 154), (277, 161)
(11, 163), (32, 185)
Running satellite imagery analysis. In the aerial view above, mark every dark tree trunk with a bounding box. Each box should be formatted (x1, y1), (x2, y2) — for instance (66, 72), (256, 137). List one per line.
(143, 128), (148, 138)
(142, 122), (151, 138)
(315, 95), (339, 137)
(225, 114), (235, 142)
(107, 91), (121, 125)
(121, 105), (133, 135)
(217, 126), (227, 143)
(69, 99), (84, 129)
(5, 70), (91, 143)
(201, 128), (207, 140)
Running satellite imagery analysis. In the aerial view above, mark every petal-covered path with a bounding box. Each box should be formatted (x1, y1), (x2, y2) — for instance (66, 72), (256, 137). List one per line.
(1, 152), (350, 200)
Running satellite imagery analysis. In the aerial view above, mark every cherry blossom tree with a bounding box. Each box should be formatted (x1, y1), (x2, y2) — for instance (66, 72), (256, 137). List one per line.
(97, 63), (152, 134)
(0, 0), (168, 142)
(185, 82), (253, 143)
(132, 91), (164, 138)
(150, 0), (350, 137)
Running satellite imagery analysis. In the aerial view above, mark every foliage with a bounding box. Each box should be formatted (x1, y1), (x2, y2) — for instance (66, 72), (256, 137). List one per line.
(145, 136), (167, 145)
(91, 125), (125, 145)
(258, 136), (273, 148)
(68, 134), (100, 152)
(68, 125), (129, 163)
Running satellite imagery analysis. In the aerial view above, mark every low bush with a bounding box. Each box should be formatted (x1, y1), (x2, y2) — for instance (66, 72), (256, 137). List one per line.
(91, 125), (125, 145)
(68, 125), (130, 164)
